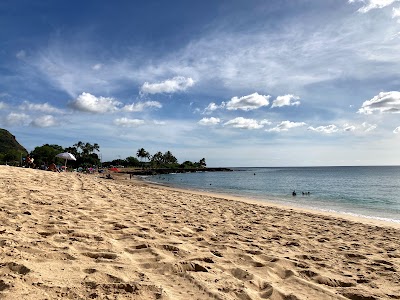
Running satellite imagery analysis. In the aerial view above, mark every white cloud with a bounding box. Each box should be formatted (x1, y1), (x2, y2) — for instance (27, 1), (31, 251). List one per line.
(114, 117), (145, 127)
(308, 124), (339, 134)
(19, 101), (64, 114)
(266, 121), (306, 132)
(141, 76), (195, 94)
(16, 50), (26, 59)
(271, 94), (301, 108)
(343, 124), (356, 132)
(122, 101), (162, 112)
(3, 113), (30, 126)
(31, 115), (59, 127)
(394, 126), (400, 133)
(224, 117), (264, 129)
(226, 93), (270, 111)
(198, 117), (221, 126)
(349, 0), (400, 13)
(260, 119), (272, 125)
(92, 63), (103, 70)
(203, 102), (225, 114)
(0, 102), (7, 109)
(358, 91), (400, 114)
(362, 122), (377, 132)
(393, 6), (400, 17)
(70, 92), (121, 113)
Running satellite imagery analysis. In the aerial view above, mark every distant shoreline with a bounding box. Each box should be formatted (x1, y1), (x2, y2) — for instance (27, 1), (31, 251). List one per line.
(121, 167), (233, 175)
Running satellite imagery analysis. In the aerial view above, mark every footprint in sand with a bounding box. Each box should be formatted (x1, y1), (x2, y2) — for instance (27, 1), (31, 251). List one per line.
(3, 262), (31, 275)
(82, 252), (118, 260)
(0, 280), (11, 291)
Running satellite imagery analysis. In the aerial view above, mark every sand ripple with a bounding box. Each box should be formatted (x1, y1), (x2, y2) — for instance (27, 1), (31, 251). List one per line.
(0, 166), (399, 299)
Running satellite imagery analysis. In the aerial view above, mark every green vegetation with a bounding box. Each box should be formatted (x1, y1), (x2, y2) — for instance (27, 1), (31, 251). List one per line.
(31, 141), (101, 168)
(28, 144), (206, 170)
(0, 129), (206, 170)
(31, 144), (64, 166)
(0, 129), (27, 165)
(102, 148), (205, 170)
(135, 148), (206, 169)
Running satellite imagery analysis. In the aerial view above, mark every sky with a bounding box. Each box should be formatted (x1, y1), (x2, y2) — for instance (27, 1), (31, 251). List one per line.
(1, 0), (400, 167)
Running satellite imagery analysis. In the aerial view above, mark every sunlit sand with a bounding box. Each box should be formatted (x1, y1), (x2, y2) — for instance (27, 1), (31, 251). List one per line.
(0, 166), (399, 299)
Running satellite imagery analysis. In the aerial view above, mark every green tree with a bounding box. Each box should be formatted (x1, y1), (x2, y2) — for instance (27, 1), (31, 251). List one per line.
(180, 160), (195, 169)
(136, 148), (150, 168)
(3, 150), (21, 165)
(71, 141), (100, 167)
(150, 151), (164, 168)
(125, 156), (140, 167)
(163, 151), (178, 165)
(198, 158), (206, 168)
(31, 144), (64, 167)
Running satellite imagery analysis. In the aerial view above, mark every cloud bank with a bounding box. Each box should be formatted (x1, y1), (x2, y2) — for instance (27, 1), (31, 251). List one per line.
(308, 124), (339, 134)
(114, 118), (145, 127)
(31, 115), (58, 127)
(266, 121), (306, 132)
(224, 117), (265, 130)
(70, 92), (121, 113)
(271, 95), (301, 108)
(226, 93), (270, 111)
(198, 117), (221, 126)
(141, 76), (195, 94)
(358, 91), (400, 114)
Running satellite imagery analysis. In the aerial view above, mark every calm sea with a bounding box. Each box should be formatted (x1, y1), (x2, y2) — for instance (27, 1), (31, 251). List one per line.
(145, 166), (400, 223)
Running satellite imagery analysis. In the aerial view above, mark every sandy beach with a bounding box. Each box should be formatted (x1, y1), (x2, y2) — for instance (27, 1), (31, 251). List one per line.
(0, 166), (399, 300)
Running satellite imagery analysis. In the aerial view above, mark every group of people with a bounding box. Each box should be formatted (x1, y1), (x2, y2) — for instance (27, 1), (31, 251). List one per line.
(292, 190), (311, 196)
(23, 155), (65, 172)
(24, 155), (105, 174)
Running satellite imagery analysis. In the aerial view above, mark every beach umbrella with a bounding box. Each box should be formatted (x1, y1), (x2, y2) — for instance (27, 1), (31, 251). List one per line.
(56, 152), (77, 167)
(108, 167), (120, 172)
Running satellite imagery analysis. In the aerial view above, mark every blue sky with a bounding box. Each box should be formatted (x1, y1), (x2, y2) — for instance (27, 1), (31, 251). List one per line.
(1, 0), (400, 166)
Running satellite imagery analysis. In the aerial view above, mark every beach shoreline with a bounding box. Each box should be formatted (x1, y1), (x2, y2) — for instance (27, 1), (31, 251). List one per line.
(0, 166), (399, 299)
(133, 174), (400, 229)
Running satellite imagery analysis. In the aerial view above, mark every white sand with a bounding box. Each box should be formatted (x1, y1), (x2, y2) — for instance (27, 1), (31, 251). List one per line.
(0, 166), (399, 299)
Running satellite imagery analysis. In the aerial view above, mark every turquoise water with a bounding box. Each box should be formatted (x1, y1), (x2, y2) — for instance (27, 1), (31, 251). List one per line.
(145, 166), (400, 223)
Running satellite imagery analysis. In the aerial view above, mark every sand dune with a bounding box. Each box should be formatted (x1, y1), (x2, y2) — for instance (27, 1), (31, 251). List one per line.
(0, 166), (399, 299)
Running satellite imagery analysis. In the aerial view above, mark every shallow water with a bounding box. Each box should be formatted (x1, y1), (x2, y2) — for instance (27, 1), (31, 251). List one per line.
(145, 166), (400, 223)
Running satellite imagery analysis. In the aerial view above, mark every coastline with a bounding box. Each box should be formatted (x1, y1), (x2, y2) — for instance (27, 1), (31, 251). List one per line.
(1, 166), (399, 299)
(136, 174), (400, 229)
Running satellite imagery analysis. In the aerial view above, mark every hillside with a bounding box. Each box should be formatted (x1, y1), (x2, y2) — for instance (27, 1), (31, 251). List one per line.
(0, 129), (27, 155)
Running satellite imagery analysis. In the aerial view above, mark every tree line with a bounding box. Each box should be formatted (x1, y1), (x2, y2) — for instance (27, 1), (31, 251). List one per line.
(22, 143), (206, 170)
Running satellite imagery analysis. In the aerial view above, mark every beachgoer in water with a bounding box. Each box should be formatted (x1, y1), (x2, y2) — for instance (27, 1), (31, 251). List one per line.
(292, 190), (296, 196)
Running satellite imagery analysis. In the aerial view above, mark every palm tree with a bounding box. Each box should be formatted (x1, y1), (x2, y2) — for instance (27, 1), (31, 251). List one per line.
(163, 151), (177, 164)
(151, 151), (164, 168)
(198, 158), (206, 168)
(136, 148), (149, 169)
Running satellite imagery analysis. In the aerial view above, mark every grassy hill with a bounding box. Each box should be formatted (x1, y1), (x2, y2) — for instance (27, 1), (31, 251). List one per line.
(0, 129), (27, 164)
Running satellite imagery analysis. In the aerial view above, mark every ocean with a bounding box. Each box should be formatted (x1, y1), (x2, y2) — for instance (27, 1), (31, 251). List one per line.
(144, 166), (400, 223)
